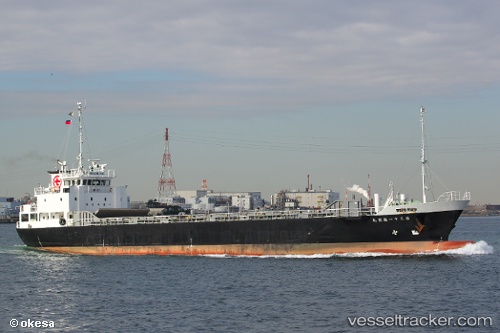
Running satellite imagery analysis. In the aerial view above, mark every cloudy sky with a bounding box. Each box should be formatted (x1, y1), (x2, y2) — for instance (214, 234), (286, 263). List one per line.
(1, 0), (499, 204)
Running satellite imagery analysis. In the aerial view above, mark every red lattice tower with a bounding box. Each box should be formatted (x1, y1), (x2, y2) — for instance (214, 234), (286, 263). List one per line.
(158, 128), (177, 201)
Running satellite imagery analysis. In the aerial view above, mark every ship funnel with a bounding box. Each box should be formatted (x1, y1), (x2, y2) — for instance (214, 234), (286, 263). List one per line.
(374, 193), (380, 213)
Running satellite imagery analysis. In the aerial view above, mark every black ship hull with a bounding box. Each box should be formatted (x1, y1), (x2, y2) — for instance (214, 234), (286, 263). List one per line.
(16, 210), (472, 255)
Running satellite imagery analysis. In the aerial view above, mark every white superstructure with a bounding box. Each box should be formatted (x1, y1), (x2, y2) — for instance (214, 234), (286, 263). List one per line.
(19, 102), (130, 229)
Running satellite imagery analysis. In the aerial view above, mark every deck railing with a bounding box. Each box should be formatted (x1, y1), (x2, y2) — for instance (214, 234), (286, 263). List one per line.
(437, 191), (471, 202)
(61, 168), (116, 178)
(69, 206), (378, 227)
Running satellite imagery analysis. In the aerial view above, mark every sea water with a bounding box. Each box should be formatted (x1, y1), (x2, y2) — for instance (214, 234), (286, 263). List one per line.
(0, 217), (498, 333)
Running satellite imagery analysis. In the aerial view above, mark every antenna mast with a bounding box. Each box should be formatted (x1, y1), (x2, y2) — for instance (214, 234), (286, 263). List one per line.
(158, 128), (177, 201)
(76, 101), (85, 174)
(420, 106), (427, 203)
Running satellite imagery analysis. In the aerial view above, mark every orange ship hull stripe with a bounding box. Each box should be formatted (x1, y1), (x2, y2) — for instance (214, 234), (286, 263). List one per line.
(38, 241), (474, 256)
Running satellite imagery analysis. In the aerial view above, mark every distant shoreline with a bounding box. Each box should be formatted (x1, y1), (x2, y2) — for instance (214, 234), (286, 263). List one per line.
(462, 212), (500, 217)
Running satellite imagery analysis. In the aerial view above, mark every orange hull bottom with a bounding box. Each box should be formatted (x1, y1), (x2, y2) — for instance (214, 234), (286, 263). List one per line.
(38, 240), (474, 256)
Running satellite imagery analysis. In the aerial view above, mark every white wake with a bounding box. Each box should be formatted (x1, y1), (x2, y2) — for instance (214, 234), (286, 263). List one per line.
(438, 240), (494, 255)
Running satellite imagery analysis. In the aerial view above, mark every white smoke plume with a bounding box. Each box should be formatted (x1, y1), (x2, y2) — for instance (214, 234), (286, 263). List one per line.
(347, 184), (369, 200)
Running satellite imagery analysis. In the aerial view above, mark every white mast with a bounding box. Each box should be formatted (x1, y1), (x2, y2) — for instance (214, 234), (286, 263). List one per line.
(420, 106), (427, 203)
(76, 101), (85, 175)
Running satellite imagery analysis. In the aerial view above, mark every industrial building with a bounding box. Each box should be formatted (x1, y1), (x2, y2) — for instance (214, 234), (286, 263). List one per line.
(271, 190), (340, 209)
(0, 197), (24, 221)
(176, 190), (264, 211)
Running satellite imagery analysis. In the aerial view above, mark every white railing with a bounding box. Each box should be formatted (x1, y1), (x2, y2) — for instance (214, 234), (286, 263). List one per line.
(34, 187), (55, 195)
(71, 206), (378, 227)
(71, 211), (102, 226)
(62, 168), (115, 178)
(437, 191), (471, 202)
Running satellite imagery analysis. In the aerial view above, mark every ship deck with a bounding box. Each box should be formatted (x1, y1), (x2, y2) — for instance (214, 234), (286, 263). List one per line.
(28, 207), (378, 228)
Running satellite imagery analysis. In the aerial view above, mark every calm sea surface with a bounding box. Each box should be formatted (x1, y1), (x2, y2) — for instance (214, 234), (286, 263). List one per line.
(0, 216), (498, 333)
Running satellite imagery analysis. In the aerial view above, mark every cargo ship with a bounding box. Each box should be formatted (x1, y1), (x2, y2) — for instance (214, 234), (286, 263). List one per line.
(16, 103), (473, 255)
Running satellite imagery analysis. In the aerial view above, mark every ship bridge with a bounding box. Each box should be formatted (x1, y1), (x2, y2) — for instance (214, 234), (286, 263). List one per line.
(36, 160), (116, 195)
